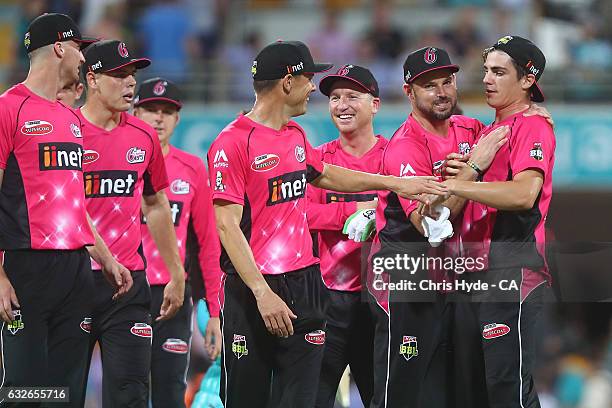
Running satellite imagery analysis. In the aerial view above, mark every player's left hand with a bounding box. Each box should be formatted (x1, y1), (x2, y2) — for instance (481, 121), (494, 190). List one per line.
(204, 317), (222, 360)
(524, 103), (554, 127)
(443, 153), (469, 180)
(157, 278), (185, 321)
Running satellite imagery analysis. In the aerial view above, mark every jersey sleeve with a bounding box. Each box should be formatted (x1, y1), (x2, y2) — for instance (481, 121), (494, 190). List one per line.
(0, 104), (16, 169)
(509, 118), (555, 180)
(382, 137), (432, 216)
(305, 138), (324, 183)
(143, 132), (169, 195)
(190, 160), (222, 317)
(207, 135), (247, 205)
(306, 184), (358, 231)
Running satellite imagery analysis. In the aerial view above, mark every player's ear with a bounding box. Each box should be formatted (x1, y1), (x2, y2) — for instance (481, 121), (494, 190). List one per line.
(282, 74), (292, 95)
(85, 71), (97, 90)
(403, 83), (413, 100)
(53, 42), (64, 58)
(371, 96), (380, 114)
(522, 73), (536, 93)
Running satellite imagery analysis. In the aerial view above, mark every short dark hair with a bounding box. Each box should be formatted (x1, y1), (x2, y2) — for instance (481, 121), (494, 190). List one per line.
(253, 78), (280, 94)
(482, 47), (528, 80)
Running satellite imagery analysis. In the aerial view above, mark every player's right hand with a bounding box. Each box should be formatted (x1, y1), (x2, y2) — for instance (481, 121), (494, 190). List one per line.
(443, 153), (469, 179)
(392, 176), (448, 203)
(470, 125), (509, 172)
(0, 273), (19, 323)
(255, 287), (297, 338)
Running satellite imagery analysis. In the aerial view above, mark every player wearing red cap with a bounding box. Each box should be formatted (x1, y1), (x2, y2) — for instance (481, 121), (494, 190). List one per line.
(134, 77), (223, 408)
(78, 40), (184, 406)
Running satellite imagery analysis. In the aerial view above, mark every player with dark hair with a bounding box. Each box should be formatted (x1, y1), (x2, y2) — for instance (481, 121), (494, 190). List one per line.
(134, 77), (223, 408)
(0, 14), (132, 407)
(208, 40), (447, 408)
(423, 35), (555, 408)
(78, 40), (184, 406)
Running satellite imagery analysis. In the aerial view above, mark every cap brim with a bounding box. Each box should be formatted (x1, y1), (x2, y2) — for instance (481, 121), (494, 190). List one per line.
(105, 58), (152, 73)
(319, 74), (376, 97)
(530, 82), (545, 102)
(134, 97), (182, 109)
(406, 65), (460, 83)
(306, 63), (333, 74)
(75, 37), (98, 50)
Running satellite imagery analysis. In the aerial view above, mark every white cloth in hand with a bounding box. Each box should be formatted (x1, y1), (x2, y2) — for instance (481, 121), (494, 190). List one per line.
(420, 206), (453, 247)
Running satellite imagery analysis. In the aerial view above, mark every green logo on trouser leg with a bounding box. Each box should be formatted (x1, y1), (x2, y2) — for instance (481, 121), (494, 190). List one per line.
(400, 335), (418, 361)
(7, 310), (24, 335)
(232, 334), (248, 359)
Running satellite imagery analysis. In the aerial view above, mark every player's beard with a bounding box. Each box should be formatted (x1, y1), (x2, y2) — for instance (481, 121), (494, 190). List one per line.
(416, 96), (457, 121)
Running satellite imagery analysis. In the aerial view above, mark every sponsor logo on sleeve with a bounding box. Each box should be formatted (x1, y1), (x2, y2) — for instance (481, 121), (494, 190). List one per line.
(130, 323), (152, 338)
(251, 153), (280, 172)
(126, 147), (146, 164)
(214, 171), (226, 192)
(294, 145), (306, 163)
(7, 310), (24, 335)
(83, 150), (99, 165)
(482, 323), (510, 340)
(400, 335), (418, 361)
(232, 334), (249, 359)
(529, 142), (543, 161)
(213, 149), (229, 168)
(267, 170), (307, 206)
(170, 179), (190, 194)
(305, 330), (326, 345)
(80, 317), (92, 333)
(21, 120), (53, 136)
(39, 143), (83, 171)
(162, 338), (189, 354)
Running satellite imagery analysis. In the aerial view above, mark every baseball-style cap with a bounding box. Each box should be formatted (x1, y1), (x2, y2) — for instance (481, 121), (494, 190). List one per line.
(134, 77), (182, 109)
(487, 35), (546, 102)
(403, 47), (459, 84)
(251, 40), (333, 81)
(319, 64), (379, 97)
(83, 40), (150, 75)
(24, 13), (97, 53)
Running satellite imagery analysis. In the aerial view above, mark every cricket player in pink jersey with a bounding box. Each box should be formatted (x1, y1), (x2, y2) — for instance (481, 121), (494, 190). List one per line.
(0, 14), (132, 407)
(307, 65), (383, 407)
(425, 36), (555, 408)
(208, 40), (448, 408)
(133, 77), (223, 408)
(78, 40), (185, 406)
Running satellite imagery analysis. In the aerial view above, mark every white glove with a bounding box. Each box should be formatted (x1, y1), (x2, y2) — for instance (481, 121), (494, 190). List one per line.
(421, 206), (454, 247)
(343, 209), (376, 242)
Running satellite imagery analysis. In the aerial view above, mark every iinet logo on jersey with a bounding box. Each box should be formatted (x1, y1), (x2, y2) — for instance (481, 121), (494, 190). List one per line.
(39, 143), (83, 171)
(267, 170), (306, 206)
(84, 170), (137, 198)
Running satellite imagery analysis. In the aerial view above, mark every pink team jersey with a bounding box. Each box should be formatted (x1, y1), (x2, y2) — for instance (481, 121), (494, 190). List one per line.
(307, 136), (387, 292)
(141, 145), (222, 317)
(457, 112), (555, 296)
(77, 109), (168, 271)
(208, 114), (324, 276)
(376, 114), (482, 243)
(0, 84), (94, 250)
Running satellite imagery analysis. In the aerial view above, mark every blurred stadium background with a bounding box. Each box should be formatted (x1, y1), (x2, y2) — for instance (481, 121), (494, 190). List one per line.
(1, 0), (611, 407)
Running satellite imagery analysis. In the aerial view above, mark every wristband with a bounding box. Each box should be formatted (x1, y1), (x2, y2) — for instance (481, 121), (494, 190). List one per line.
(466, 160), (484, 177)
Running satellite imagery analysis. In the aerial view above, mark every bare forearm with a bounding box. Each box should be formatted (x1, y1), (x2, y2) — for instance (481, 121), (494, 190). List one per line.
(443, 167), (479, 218)
(449, 179), (536, 211)
(217, 223), (269, 297)
(313, 164), (396, 193)
(409, 211), (426, 235)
